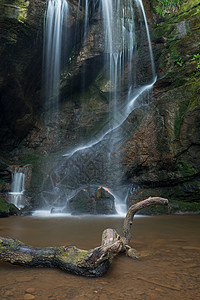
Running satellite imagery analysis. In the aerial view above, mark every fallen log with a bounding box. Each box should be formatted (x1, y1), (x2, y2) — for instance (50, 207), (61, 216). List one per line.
(0, 197), (168, 277)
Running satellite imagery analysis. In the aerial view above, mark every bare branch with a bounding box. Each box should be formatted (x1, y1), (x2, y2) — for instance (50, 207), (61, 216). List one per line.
(123, 197), (169, 245)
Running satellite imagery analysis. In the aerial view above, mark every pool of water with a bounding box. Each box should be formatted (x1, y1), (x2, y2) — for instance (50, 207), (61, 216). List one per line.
(0, 214), (200, 299)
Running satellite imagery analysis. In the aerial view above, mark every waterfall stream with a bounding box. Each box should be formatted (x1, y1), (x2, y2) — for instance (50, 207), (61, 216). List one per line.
(43, 0), (69, 109)
(40, 0), (156, 216)
(9, 169), (25, 209)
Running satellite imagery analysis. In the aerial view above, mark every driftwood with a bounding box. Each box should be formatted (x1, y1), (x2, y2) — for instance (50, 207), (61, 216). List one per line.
(0, 197), (168, 277)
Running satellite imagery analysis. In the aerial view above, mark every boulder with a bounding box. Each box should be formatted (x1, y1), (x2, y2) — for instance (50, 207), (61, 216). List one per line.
(96, 187), (116, 215)
(67, 186), (116, 215)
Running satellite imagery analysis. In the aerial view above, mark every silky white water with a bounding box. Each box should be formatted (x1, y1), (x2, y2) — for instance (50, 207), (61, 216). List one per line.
(9, 170), (25, 208)
(43, 0), (69, 108)
(41, 0), (156, 216)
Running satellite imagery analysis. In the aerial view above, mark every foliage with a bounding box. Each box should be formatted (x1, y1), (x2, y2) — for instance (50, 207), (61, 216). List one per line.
(154, 0), (182, 16)
(175, 57), (184, 66)
(192, 53), (200, 74)
(192, 7), (200, 16)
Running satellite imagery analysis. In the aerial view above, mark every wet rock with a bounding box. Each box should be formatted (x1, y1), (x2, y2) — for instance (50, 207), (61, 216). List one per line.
(8, 203), (21, 216)
(50, 208), (63, 214)
(68, 189), (96, 214)
(67, 186), (116, 215)
(0, 196), (9, 217)
(24, 294), (35, 300)
(25, 288), (36, 294)
(96, 187), (116, 215)
(4, 290), (14, 297)
(16, 276), (33, 283)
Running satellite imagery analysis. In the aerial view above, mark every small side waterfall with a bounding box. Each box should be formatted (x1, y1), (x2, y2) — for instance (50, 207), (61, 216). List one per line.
(9, 165), (32, 209)
(10, 172), (25, 208)
(39, 0), (156, 216)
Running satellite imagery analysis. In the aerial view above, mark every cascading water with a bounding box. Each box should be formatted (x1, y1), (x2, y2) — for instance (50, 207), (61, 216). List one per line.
(38, 0), (156, 216)
(43, 0), (69, 109)
(9, 168), (25, 209)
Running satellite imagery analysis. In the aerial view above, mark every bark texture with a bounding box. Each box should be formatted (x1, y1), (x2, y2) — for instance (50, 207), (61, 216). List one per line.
(0, 197), (168, 277)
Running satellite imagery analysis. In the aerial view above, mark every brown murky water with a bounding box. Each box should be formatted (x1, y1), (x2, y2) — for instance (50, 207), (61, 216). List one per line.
(0, 214), (200, 299)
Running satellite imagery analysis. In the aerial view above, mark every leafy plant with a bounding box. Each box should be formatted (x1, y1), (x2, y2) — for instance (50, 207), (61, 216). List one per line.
(175, 57), (184, 67)
(154, 0), (181, 16)
(192, 53), (200, 74)
(193, 8), (200, 16)
(68, 55), (75, 64)
(66, 72), (71, 78)
(193, 53), (200, 60)
(68, 48), (75, 64)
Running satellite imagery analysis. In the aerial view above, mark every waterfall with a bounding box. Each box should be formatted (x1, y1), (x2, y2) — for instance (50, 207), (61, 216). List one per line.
(9, 169), (25, 208)
(63, 0), (156, 157)
(43, 0), (69, 109)
(39, 0), (156, 216)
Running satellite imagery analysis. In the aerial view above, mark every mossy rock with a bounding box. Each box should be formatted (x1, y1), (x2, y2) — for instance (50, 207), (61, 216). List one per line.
(0, 197), (20, 217)
(9, 203), (21, 216)
(0, 197), (9, 217)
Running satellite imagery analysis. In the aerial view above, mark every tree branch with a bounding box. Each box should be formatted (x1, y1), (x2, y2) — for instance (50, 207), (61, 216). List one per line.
(123, 197), (169, 245)
(0, 228), (123, 277)
(0, 197), (169, 277)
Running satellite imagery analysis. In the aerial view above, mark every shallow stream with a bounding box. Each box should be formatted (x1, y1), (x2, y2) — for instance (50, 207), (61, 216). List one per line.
(0, 215), (200, 299)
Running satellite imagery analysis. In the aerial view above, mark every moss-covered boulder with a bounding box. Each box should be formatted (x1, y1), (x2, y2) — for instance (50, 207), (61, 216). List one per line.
(0, 197), (20, 217)
(96, 187), (116, 215)
(67, 187), (116, 215)
(8, 203), (21, 216)
(0, 197), (9, 217)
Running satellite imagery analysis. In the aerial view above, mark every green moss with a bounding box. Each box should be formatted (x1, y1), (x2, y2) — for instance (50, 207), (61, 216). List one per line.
(169, 43), (180, 60)
(0, 197), (9, 217)
(180, 0), (200, 13)
(151, 0), (200, 19)
(174, 97), (189, 137)
(177, 161), (198, 177)
(139, 205), (169, 215)
(170, 200), (200, 213)
(58, 246), (89, 267)
(9, 203), (20, 216)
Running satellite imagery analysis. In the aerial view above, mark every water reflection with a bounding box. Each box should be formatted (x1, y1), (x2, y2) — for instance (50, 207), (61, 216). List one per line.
(0, 215), (200, 299)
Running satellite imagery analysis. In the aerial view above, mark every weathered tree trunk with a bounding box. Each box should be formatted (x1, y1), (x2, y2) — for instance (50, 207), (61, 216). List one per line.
(0, 197), (168, 277)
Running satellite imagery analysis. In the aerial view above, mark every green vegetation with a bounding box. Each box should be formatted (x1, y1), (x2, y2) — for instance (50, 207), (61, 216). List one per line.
(8, 203), (21, 216)
(175, 57), (184, 66)
(0, 197), (9, 217)
(192, 53), (200, 74)
(192, 7), (200, 16)
(153, 0), (181, 16)
(170, 200), (200, 213)
(174, 97), (189, 138)
(68, 48), (75, 64)
(0, 197), (21, 217)
(178, 161), (197, 177)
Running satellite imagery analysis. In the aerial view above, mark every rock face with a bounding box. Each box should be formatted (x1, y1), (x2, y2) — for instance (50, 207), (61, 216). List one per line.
(0, 0), (45, 150)
(0, 0), (200, 214)
(123, 0), (200, 212)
